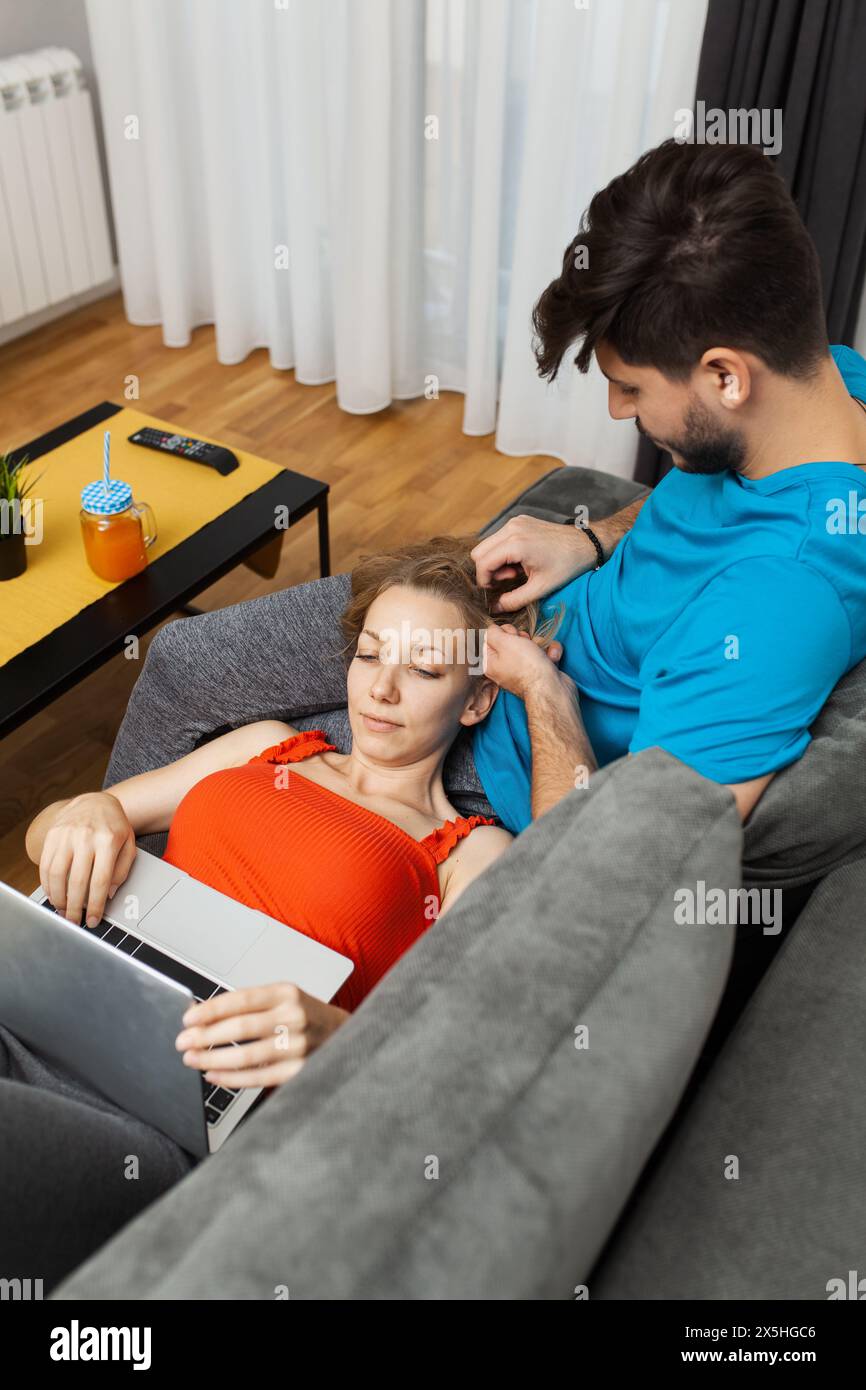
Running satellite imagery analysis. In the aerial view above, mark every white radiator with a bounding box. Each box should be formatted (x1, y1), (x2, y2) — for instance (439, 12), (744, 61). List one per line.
(0, 46), (113, 327)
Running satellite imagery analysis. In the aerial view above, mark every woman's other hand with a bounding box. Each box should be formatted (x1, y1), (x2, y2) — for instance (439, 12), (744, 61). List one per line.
(37, 792), (137, 928)
(176, 983), (349, 1090)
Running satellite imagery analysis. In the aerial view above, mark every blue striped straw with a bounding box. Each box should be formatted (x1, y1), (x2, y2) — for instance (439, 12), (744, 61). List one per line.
(103, 430), (110, 495)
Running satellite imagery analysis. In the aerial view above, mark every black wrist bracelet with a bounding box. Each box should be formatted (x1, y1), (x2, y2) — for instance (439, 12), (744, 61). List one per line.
(567, 519), (605, 570)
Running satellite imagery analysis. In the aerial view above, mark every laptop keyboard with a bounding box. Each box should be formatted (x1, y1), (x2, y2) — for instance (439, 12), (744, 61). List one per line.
(43, 901), (244, 1127)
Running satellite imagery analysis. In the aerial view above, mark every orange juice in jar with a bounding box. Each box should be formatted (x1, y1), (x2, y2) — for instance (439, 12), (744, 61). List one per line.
(80, 479), (158, 582)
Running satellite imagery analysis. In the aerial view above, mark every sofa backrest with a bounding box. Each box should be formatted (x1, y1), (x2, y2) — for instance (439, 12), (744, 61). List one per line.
(742, 653), (866, 890)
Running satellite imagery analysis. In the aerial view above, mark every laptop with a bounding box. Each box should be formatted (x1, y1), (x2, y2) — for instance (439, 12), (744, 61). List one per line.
(0, 848), (354, 1156)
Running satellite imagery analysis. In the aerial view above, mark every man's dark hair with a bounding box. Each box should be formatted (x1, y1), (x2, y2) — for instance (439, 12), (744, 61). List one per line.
(532, 138), (829, 384)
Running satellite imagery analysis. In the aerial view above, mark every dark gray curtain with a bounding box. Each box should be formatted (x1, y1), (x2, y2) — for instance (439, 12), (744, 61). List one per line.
(636, 0), (866, 487)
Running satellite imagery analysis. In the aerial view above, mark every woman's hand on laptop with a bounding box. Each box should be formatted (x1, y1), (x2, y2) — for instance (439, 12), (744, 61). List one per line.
(175, 982), (349, 1089)
(34, 791), (137, 928)
(470, 514), (598, 611)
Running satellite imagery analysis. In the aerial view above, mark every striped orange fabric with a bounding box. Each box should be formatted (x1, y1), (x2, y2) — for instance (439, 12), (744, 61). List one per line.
(163, 729), (495, 1011)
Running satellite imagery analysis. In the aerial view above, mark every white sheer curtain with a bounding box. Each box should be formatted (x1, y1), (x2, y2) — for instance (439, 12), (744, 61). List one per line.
(85, 0), (706, 475)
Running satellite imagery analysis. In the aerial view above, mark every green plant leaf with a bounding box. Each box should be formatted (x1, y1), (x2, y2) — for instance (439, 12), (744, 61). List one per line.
(0, 451), (47, 502)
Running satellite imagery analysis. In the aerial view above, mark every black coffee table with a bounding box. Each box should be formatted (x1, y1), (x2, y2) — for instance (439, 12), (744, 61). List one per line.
(0, 401), (330, 741)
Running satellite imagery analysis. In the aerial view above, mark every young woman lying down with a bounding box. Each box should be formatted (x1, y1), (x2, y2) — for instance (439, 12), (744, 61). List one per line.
(25, 534), (563, 1092)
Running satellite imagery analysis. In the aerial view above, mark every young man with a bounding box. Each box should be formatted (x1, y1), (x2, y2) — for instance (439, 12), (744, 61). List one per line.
(104, 139), (866, 843)
(471, 137), (866, 834)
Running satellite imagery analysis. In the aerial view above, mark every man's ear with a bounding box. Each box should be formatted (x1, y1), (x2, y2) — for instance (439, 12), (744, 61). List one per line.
(701, 348), (751, 407)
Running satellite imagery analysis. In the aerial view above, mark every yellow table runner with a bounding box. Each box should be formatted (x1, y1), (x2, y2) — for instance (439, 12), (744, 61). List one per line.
(1, 406), (285, 667)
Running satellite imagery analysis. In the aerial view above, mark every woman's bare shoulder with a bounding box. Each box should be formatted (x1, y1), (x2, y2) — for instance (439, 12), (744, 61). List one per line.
(436, 821), (513, 918)
(462, 823), (514, 866)
(222, 719), (300, 765)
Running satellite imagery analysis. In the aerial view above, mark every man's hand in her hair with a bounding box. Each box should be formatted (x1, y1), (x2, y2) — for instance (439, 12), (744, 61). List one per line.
(471, 515), (598, 611)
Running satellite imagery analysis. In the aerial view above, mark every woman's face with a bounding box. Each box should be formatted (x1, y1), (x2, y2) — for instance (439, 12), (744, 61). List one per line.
(346, 584), (498, 763)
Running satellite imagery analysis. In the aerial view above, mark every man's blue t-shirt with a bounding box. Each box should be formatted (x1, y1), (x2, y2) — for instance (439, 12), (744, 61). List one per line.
(472, 344), (866, 833)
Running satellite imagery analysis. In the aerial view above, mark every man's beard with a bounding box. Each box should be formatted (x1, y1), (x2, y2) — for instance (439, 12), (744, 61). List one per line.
(637, 395), (746, 475)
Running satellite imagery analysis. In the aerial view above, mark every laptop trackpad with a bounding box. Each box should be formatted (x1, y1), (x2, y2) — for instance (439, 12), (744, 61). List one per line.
(139, 878), (267, 977)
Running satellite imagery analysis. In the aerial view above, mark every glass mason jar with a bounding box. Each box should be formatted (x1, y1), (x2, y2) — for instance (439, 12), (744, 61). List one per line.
(80, 479), (158, 582)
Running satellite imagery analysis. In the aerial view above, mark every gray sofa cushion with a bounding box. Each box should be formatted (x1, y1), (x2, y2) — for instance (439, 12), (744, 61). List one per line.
(479, 463), (650, 536)
(52, 747), (740, 1300)
(591, 855), (866, 1301)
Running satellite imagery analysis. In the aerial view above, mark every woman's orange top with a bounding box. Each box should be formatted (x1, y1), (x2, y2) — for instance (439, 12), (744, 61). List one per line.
(163, 729), (496, 1012)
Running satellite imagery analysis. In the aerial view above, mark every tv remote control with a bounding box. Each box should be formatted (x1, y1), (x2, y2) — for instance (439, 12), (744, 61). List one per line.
(128, 427), (239, 476)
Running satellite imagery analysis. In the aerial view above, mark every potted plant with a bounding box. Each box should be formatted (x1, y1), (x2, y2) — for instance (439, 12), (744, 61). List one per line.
(0, 451), (45, 580)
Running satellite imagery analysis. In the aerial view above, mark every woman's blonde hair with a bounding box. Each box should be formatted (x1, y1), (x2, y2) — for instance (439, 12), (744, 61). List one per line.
(338, 532), (564, 675)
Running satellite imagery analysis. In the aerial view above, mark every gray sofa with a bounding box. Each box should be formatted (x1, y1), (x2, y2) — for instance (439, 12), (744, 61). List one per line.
(51, 465), (866, 1300)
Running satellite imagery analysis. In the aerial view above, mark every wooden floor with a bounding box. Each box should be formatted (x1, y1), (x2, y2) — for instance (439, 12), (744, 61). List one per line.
(1, 291), (556, 892)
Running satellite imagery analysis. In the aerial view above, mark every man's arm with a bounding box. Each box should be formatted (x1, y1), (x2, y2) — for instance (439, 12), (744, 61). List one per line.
(524, 669), (598, 820)
(522, 667), (772, 817)
(584, 495), (647, 561)
(524, 669), (770, 825)
(484, 626), (768, 828)
(628, 558), (850, 829)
